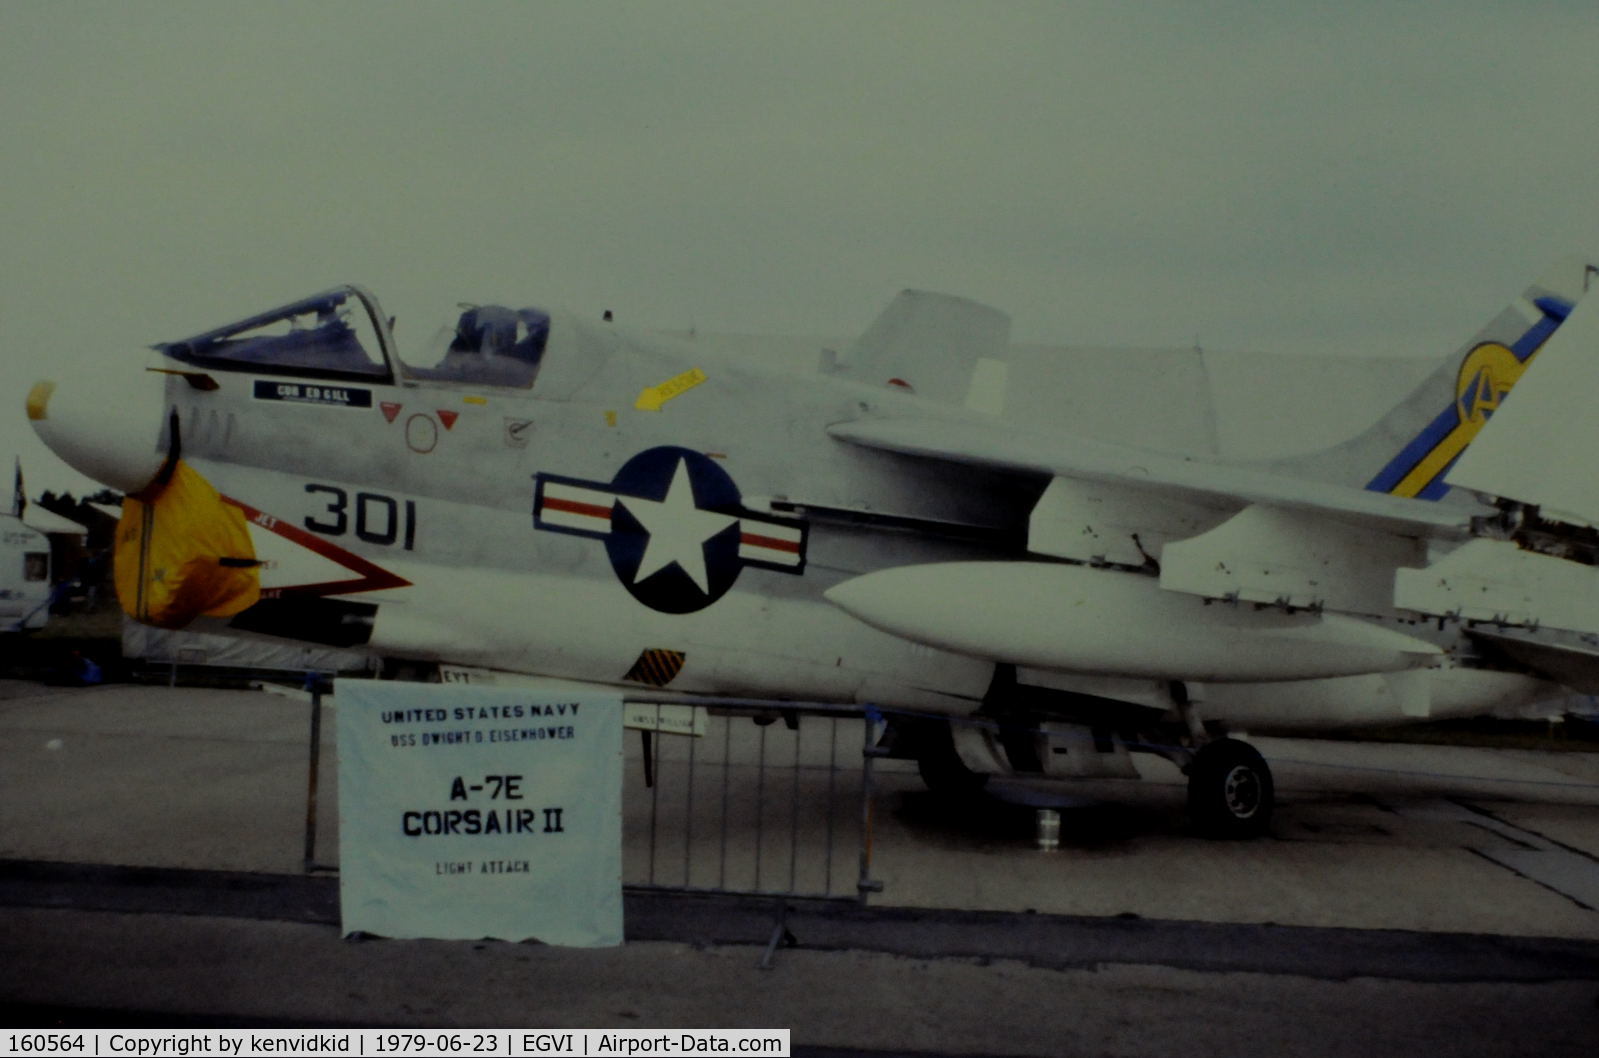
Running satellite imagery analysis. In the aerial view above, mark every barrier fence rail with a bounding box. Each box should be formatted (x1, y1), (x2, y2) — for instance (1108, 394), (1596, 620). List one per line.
(628, 702), (885, 904)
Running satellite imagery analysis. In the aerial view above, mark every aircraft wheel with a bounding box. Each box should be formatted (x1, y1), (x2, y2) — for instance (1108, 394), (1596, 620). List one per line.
(915, 720), (990, 797)
(1186, 738), (1273, 839)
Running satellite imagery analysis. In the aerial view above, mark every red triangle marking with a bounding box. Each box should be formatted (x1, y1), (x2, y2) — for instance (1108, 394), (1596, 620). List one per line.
(222, 496), (411, 597)
(380, 401), (402, 423)
(438, 409), (459, 430)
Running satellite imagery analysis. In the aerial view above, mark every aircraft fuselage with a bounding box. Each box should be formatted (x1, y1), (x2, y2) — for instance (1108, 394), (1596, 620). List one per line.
(171, 308), (1036, 714)
(34, 287), (1554, 735)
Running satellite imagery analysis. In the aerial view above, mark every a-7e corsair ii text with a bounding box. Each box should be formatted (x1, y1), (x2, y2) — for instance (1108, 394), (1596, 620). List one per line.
(30, 259), (1599, 836)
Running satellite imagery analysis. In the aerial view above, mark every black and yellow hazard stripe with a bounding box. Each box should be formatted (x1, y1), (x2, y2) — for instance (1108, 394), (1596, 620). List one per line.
(624, 648), (686, 687)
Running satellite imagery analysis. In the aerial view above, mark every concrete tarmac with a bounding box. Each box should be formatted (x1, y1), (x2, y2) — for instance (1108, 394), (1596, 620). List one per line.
(3, 680), (1599, 1055)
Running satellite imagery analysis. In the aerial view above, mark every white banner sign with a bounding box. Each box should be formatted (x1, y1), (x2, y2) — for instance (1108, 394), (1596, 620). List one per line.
(337, 681), (623, 946)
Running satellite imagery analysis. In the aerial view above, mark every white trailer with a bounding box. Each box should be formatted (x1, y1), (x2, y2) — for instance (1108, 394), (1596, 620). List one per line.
(0, 514), (51, 631)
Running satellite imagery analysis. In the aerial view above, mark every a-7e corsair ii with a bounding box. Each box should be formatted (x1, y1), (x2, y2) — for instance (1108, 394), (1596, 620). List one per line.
(27, 259), (1599, 837)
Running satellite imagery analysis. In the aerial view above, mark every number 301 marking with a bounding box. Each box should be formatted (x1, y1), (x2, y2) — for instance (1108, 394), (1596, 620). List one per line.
(304, 484), (416, 550)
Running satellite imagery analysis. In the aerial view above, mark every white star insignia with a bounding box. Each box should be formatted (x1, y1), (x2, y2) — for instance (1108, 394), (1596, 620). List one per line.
(617, 458), (736, 593)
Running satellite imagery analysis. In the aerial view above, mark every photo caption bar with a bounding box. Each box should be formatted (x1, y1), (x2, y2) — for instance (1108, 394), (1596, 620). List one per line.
(8, 1030), (789, 1057)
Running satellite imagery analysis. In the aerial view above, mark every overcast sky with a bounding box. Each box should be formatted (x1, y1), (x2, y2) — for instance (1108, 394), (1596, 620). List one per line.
(5, 2), (1598, 493)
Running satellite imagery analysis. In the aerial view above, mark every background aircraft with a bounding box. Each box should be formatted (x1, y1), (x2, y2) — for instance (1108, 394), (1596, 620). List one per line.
(25, 259), (1598, 836)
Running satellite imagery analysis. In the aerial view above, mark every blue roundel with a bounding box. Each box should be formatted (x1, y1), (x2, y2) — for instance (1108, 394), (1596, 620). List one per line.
(603, 447), (744, 614)
(533, 445), (807, 615)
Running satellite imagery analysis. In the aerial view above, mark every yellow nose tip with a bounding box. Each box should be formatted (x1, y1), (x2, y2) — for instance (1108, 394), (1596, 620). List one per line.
(26, 381), (54, 421)
(28, 370), (169, 494)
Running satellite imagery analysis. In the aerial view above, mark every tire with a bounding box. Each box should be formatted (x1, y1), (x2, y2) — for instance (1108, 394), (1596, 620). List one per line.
(1187, 738), (1274, 839)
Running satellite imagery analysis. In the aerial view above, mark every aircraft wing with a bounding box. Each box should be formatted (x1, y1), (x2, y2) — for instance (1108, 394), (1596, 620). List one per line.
(828, 416), (1473, 539)
(822, 412), (1457, 684)
(829, 413), (1481, 624)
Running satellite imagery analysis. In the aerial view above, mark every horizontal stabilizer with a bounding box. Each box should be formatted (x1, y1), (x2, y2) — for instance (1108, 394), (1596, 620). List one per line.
(1395, 537), (1599, 634)
(1467, 626), (1599, 693)
(1447, 266), (1599, 524)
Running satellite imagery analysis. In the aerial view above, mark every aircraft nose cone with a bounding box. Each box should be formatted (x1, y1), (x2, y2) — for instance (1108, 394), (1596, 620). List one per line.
(28, 369), (170, 494)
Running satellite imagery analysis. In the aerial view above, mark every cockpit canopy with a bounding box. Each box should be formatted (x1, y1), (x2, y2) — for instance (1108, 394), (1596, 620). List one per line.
(158, 287), (392, 382)
(155, 288), (555, 390)
(403, 305), (550, 388)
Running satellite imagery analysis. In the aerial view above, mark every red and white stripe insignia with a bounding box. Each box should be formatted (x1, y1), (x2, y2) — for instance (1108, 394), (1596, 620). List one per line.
(538, 480), (617, 533)
(738, 518), (803, 567)
(533, 457), (809, 590)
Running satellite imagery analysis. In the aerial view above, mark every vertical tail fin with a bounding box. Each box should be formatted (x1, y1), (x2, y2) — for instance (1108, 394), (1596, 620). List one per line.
(1262, 258), (1598, 501)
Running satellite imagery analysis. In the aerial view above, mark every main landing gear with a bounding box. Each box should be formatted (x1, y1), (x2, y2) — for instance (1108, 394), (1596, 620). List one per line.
(1172, 683), (1274, 839)
(892, 705), (1277, 839)
(1184, 737), (1274, 840)
(906, 717), (990, 798)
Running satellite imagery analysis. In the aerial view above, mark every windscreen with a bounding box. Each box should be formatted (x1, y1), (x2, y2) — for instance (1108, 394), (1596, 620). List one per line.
(159, 289), (391, 382)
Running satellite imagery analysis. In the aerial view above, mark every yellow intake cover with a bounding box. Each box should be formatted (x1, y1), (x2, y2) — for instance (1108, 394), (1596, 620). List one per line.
(115, 460), (260, 629)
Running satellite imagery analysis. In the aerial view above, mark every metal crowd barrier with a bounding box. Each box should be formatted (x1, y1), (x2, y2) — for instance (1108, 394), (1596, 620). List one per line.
(299, 682), (885, 908)
(625, 702), (883, 905)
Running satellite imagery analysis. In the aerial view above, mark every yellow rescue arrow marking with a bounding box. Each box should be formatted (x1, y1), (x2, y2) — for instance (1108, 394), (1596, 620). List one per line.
(635, 367), (707, 411)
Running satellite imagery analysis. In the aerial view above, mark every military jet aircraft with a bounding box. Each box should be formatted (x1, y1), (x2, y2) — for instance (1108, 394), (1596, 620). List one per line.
(25, 259), (1597, 836)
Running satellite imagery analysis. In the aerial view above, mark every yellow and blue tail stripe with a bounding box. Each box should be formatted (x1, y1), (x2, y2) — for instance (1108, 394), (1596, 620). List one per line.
(1365, 296), (1572, 500)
